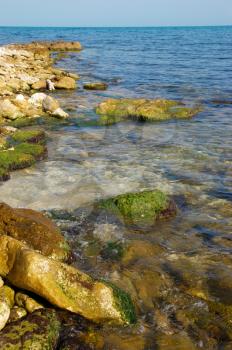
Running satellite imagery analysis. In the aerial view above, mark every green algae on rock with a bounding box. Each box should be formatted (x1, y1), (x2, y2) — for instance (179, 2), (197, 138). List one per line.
(96, 98), (202, 121)
(0, 235), (136, 326)
(0, 127), (47, 182)
(98, 190), (176, 226)
(10, 129), (46, 144)
(0, 309), (61, 350)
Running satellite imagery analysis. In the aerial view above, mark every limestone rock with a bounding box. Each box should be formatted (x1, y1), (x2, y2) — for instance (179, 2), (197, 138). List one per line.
(32, 79), (47, 90)
(0, 286), (15, 330)
(42, 95), (60, 113)
(52, 107), (69, 119)
(55, 76), (77, 89)
(0, 235), (136, 325)
(0, 202), (70, 262)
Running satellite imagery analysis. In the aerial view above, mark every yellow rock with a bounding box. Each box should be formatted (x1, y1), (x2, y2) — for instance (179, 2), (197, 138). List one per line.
(0, 286), (15, 330)
(15, 292), (44, 313)
(0, 236), (136, 325)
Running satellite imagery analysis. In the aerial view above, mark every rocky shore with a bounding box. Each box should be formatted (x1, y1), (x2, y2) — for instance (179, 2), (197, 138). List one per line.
(1, 39), (230, 350)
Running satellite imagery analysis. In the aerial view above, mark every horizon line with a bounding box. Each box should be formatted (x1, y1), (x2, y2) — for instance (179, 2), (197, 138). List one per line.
(0, 24), (231, 29)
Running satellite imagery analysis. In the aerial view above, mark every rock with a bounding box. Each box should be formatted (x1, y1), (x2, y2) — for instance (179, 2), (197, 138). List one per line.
(0, 142), (47, 181)
(96, 98), (202, 121)
(0, 286), (15, 330)
(32, 79), (47, 90)
(42, 95), (60, 113)
(0, 202), (70, 262)
(10, 129), (46, 144)
(52, 107), (69, 119)
(15, 292), (44, 313)
(84, 82), (108, 91)
(28, 92), (47, 107)
(0, 99), (24, 120)
(0, 235), (136, 325)
(0, 277), (3, 288)
(8, 307), (27, 323)
(0, 309), (61, 349)
(97, 190), (177, 226)
(55, 76), (77, 89)
(156, 333), (197, 350)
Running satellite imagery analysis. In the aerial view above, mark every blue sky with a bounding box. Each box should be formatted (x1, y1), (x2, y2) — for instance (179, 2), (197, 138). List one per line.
(1, 0), (232, 27)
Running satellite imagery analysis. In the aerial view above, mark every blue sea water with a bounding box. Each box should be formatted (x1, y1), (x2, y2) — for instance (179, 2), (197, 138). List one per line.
(0, 27), (232, 348)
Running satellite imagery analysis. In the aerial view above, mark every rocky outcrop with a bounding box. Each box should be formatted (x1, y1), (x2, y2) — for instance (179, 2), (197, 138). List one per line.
(0, 235), (136, 326)
(96, 98), (202, 121)
(0, 202), (70, 262)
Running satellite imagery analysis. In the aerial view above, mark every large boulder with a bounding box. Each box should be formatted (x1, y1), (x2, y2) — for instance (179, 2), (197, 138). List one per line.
(98, 190), (177, 226)
(0, 309), (61, 349)
(96, 98), (201, 121)
(0, 235), (136, 325)
(0, 202), (70, 262)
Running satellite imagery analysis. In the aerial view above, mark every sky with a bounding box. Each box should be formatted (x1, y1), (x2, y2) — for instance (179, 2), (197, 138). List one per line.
(0, 0), (231, 27)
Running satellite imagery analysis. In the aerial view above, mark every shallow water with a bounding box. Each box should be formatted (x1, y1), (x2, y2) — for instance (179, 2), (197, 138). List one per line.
(0, 27), (232, 349)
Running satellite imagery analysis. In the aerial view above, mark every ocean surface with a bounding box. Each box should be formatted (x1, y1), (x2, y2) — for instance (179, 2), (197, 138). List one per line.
(0, 27), (232, 349)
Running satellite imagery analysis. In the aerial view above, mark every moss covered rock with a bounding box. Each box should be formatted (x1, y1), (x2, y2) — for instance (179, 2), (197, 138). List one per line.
(98, 190), (176, 226)
(0, 308), (61, 350)
(0, 127), (47, 182)
(0, 235), (136, 326)
(0, 202), (71, 262)
(96, 98), (201, 121)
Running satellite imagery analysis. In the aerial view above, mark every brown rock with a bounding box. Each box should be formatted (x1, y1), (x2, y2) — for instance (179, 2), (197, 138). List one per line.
(32, 80), (47, 90)
(0, 202), (70, 262)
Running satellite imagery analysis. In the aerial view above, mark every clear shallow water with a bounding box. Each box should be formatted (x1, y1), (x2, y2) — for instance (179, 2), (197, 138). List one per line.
(0, 27), (232, 349)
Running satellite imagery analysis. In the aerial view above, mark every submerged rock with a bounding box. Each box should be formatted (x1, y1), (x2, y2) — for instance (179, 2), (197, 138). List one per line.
(96, 98), (201, 121)
(0, 308), (61, 349)
(98, 190), (176, 226)
(84, 82), (108, 91)
(0, 202), (70, 262)
(0, 235), (136, 326)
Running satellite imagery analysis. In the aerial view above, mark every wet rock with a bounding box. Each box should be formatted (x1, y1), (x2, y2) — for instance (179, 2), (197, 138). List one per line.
(96, 98), (201, 121)
(15, 292), (44, 313)
(55, 76), (77, 89)
(156, 332), (197, 350)
(0, 308), (61, 349)
(52, 107), (69, 119)
(8, 307), (27, 323)
(10, 129), (46, 144)
(97, 190), (176, 226)
(84, 82), (108, 91)
(0, 202), (70, 261)
(0, 235), (136, 325)
(0, 286), (15, 330)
